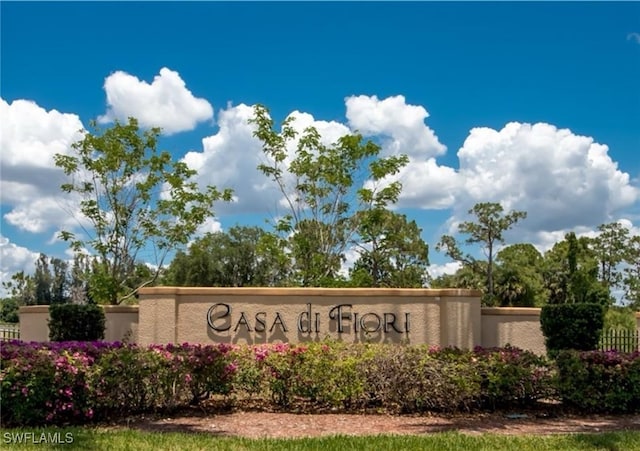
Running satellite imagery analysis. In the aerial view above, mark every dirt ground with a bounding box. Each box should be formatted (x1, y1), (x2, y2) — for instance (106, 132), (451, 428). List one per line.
(113, 405), (640, 438)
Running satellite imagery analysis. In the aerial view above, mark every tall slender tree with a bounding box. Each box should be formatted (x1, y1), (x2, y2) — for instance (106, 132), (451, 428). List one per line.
(437, 202), (527, 304)
(54, 118), (232, 304)
(250, 105), (408, 286)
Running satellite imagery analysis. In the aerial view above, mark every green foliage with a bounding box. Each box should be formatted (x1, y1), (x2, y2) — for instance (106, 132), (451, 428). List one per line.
(555, 350), (640, 413)
(250, 105), (409, 286)
(2, 253), (101, 309)
(0, 297), (19, 323)
(229, 342), (551, 414)
(542, 233), (612, 306)
(540, 303), (605, 355)
(436, 202), (527, 304)
(2, 341), (557, 426)
(48, 304), (106, 341)
(603, 306), (636, 332)
(54, 118), (232, 304)
(494, 244), (546, 307)
(591, 222), (630, 291)
(363, 345), (481, 412)
(0, 341), (236, 425)
(473, 345), (555, 409)
(350, 210), (429, 287)
(624, 235), (640, 309)
(430, 264), (486, 291)
(164, 226), (291, 287)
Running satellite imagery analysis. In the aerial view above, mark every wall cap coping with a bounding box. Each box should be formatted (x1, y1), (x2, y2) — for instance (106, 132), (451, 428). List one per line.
(19, 306), (49, 314)
(19, 305), (139, 314)
(481, 307), (541, 316)
(138, 287), (482, 297)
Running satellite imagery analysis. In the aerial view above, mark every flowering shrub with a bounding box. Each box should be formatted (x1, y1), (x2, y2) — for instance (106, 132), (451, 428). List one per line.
(473, 345), (555, 409)
(555, 349), (640, 413)
(0, 341), (235, 425)
(1, 341), (98, 425)
(12, 340), (636, 426)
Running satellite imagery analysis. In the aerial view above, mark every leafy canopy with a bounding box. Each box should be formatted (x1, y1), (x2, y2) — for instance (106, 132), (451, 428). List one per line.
(250, 105), (409, 286)
(54, 118), (232, 304)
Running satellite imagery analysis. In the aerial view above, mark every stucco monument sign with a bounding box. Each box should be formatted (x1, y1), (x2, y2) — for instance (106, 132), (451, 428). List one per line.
(136, 287), (481, 348)
(206, 302), (411, 336)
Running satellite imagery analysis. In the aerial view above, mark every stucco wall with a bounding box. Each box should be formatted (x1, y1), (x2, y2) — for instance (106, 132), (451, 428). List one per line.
(19, 305), (139, 343)
(18, 306), (50, 342)
(137, 287), (482, 348)
(15, 290), (563, 356)
(481, 307), (546, 355)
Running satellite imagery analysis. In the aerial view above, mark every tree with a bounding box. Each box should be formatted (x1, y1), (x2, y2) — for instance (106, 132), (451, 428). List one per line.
(0, 298), (19, 323)
(54, 118), (232, 304)
(623, 235), (640, 308)
(542, 232), (610, 305)
(436, 202), (527, 304)
(591, 222), (629, 291)
(68, 253), (93, 304)
(250, 105), (408, 286)
(32, 253), (69, 305)
(350, 209), (429, 287)
(2, 272), (36, 306)
(164, 226), (291, 287)
(429, 264), (486, 291)
(494, 243), (545, 306)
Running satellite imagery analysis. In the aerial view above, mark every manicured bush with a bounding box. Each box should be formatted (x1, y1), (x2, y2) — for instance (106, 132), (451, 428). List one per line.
(49, 304), (106, 341)
(555, 349), (640, 413)
(540, 303), (605, 355)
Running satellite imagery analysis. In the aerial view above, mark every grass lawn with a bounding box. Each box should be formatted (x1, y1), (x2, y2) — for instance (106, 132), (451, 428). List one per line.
(1, 428), (640, 450)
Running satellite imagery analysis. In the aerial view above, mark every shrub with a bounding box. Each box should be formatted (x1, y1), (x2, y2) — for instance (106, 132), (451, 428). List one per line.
(0, 341), (235, 425)
(49, 304), (106, 341)
(363, 346), (481, 413)
(603, 306), (636, 332)
(555, 350), (640, 413)
(0, 340), (107, 425)
(0, 340), (558, 426)
(540, 303), (605, 355)
(473, 345), (555, 409)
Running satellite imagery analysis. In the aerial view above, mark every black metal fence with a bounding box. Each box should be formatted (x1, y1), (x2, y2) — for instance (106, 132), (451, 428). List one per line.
(599, 329), (640, 353)
(0, 323), (20, 342)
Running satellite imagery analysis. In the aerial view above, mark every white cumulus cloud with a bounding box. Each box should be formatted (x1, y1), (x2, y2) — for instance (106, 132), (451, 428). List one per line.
(98, 67), (213, 135)
(346, 95), (446, 158)
(455, 122), (638, 234)
(427, 261), (462, 280)
(185, 104), (351, 216)
(0, 98), (84, 233)
(346, 95), (456, 209)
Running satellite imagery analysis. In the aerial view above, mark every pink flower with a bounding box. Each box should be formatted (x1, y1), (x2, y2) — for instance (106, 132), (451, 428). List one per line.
(254, 348), (269, 362)
(224, 362), (238, 374)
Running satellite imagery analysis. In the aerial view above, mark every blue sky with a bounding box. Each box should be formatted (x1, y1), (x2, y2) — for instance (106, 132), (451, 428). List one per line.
(1, 1), (639, 288)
